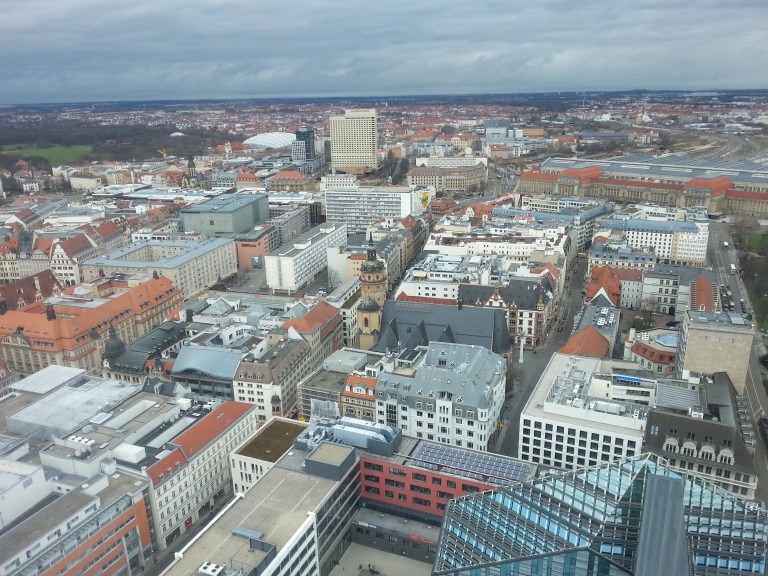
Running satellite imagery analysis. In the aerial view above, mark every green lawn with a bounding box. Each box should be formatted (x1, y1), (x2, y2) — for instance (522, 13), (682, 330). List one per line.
(1, 144), (93, 164)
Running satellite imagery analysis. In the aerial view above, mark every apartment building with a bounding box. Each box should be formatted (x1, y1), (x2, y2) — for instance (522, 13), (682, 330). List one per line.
(146, 401), (259, 549)
(596, 218), (709, 265)
(265, 223), (347, 293)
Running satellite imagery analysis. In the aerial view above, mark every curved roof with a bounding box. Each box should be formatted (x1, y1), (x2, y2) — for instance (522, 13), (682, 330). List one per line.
(243, 132), (296, 149)
(171, 346), (243, 380)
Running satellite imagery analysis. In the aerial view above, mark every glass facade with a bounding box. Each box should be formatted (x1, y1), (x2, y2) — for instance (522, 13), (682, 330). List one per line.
(436, 455), (766, 575)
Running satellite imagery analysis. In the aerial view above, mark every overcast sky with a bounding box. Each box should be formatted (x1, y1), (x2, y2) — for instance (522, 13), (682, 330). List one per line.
(1, 0), (766, 104)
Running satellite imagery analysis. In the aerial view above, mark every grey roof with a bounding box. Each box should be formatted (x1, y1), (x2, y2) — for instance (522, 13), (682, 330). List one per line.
(374, 301), (511, 354)
(171, 346), (243, 380)
(600, 219), (700, 233)
(649, 265), (716, 286)
(376, 342), (505, 410)
(181, 194), (266, 214)
(634, 475), (689, 576)
(110, 321), (189, 373)
(458, 279), (552, 310)
(85, 238), (234, 270)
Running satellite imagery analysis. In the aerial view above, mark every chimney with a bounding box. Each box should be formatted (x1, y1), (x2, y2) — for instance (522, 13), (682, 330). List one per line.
(33, 274), (41, 294)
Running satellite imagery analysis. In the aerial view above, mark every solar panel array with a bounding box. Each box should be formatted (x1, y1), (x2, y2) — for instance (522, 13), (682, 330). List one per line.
(412, 442), (532, 486)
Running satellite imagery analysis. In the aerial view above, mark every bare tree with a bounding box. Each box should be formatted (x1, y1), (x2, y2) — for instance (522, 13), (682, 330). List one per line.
(632, 296), (657, 330)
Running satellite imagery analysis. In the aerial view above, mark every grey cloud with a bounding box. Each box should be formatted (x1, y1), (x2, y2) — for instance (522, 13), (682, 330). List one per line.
(0, 0), (766, 103)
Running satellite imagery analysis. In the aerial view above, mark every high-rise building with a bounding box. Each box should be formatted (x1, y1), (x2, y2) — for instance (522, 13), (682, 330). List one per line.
(436, 454), (767, 575)
(330, 109), (379, 174)
(295, 127), (316, 160)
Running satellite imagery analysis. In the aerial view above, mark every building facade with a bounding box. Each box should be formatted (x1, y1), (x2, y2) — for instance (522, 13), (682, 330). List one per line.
(330, 108), (379, 174)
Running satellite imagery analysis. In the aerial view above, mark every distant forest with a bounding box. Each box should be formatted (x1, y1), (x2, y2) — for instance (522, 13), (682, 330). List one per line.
(0, 121), (244, 172)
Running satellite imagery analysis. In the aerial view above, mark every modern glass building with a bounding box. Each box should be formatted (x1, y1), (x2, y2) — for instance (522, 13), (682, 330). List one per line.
(435, 454), (766, 575)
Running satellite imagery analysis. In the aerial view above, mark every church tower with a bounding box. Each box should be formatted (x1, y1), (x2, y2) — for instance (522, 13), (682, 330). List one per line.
(357, 237), (387, 350)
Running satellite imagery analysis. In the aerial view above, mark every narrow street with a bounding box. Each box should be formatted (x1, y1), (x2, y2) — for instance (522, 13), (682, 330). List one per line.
(494, 256), (588, 457)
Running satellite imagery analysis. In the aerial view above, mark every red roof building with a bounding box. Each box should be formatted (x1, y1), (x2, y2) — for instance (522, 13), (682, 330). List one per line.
(558, 325), (610, 358)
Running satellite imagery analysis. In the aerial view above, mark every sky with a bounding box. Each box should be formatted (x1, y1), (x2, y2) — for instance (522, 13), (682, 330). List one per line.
(1, 0), (767, 104)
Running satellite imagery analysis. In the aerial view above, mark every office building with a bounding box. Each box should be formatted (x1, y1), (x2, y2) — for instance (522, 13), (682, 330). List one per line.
(435, 454), (767, 575)
(406, 164), (487, 195)
(325, 184), (432, 235)
(596, 219), (709, 266)
(180, 194), (269, 238)
(267, 204), (311, 247)
(83, 238), (237, 297)
(330, 108), (379, 174)
(519, 354), (645, 469)
(0, 274), (182, 377)
(265, 223), (347, 293)
(294, 127), (317, 160)
(675, 310), (755, 395)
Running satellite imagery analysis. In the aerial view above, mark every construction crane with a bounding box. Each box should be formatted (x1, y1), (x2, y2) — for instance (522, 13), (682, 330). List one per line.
(157, 149), (169, 159)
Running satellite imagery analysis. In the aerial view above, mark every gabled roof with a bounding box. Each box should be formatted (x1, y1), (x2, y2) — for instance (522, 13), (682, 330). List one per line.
(0, 270), (63, 311)
(56, 233), (95, 259)
(558, 325), (610, 358)
(282, 300), (339, 334)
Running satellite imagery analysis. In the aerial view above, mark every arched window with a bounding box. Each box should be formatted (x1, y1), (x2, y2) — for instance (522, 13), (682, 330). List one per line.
(364, 318), (369, 328)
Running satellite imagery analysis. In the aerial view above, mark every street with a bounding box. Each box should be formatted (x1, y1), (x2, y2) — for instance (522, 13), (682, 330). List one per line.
(494, 256), (588, 457)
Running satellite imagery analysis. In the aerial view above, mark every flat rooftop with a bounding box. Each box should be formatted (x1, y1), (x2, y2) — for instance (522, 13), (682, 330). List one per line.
(271, 223), (343, 258)
(85, 238), (233, 270)
(166, 465), (338, 575)
(182, 194), (265, 214)
(686, 310), (753, 329)
(236, 419), (307, 463)
(523, 353), (648, 435)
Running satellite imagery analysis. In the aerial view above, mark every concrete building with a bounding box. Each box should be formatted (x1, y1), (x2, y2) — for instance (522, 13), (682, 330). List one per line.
(675, 310), (755, 395)
(0, 274), (183, 377)
(265, 223), (347, 293)
(180, 194), (269, 238)
(230, 417), (308, 494)
(325, 185), (432, 235)
(375, 342), (506, 452)
(267, 203), (311, 247)
(83, 238), (237, 298)
(519, 354), (646, 470)
(623, 328), (678, 376)
(330, 108), (379, 174)
(640, 266), (719, 318)
(325, 275), (362, 348)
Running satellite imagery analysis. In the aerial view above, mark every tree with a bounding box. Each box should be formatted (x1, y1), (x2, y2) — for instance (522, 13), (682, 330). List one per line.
(440, 124), (457, 135)
(632, 296), (657, 330)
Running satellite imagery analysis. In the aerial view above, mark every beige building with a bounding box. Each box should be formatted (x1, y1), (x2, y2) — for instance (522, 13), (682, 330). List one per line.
(339, 374), (376, 421)
(675, 311), (755, 394)
(330, 108), (379, 174)
(232, 336), (313, 421)
(83, 238), (237, 297)
(0, 274), (183, 377)
(406, 164), (487, 195)
(230, 418), (307, 494)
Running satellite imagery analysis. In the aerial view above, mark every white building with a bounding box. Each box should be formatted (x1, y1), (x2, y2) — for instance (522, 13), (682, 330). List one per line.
(330, 108), (379, 174)
(375, 342), (506, 452)
(519, 353), (646, 470)
(146, 401), (258, 549)
(265, 223), (347, 293)
(83, 238), (237, 297)
(596, 219), (709, 265)
(325, 185), (432, 234)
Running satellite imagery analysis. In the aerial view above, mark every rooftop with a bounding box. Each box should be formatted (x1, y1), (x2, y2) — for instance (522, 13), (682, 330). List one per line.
(84, 238), (233, 270)
(235, 419), (307, 462)
(181, 194), (266, 214)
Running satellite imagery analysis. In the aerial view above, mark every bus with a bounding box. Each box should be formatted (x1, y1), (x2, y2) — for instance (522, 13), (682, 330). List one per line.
(730, 264), (737, 275)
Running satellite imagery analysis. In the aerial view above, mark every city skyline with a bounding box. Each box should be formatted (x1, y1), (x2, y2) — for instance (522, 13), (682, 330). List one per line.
(2, 0), (767, 105)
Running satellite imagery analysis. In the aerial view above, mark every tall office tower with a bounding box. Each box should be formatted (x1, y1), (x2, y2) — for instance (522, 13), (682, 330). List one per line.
(329, 109), (379, 174)
(295, 127), (316, 160)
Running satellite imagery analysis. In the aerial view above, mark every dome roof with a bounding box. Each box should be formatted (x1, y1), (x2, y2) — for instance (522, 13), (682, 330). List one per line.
(358, 298), (381, 312)
(271, 394), (281, 405)
(361, 259), (385, 273)
(103, 325), (125, 361)
(243, 132), (296, 149)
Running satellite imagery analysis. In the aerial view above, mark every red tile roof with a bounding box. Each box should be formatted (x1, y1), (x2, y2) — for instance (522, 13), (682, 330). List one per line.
(283, 300), (340, 333)
(691, 274), (716, 313)
(395, 293), (456, 306)
(343, 374), (377, 400)
(0, 270), (63, 310)
(558, 326), (610, 358)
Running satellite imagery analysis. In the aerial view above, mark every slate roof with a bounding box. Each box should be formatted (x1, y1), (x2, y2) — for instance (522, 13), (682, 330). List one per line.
(373, 300), (510, 354)
(458, 279), (552, 310)
(0, 270), (63, 311)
